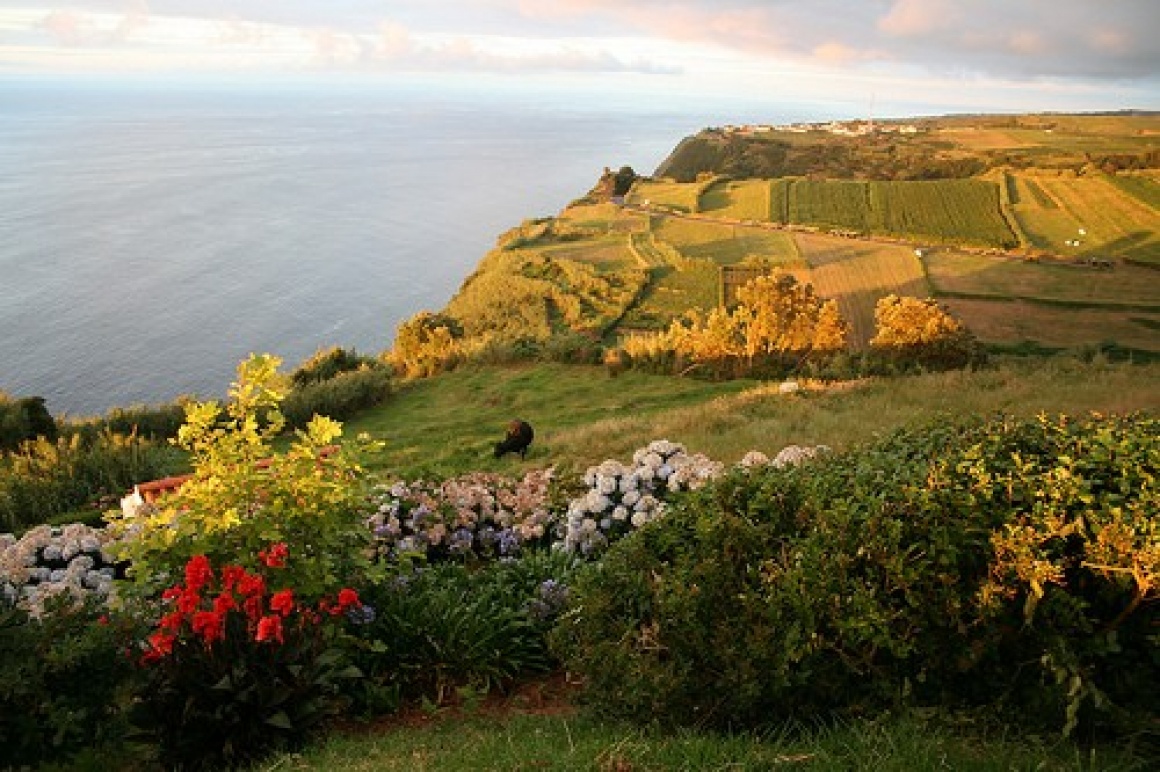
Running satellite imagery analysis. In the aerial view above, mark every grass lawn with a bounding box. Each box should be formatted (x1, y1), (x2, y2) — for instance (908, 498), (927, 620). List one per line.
(266, 711), (1152, 771)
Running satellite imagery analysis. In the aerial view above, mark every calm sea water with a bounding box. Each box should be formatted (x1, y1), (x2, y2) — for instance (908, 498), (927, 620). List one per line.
(0, 79), (816, 416)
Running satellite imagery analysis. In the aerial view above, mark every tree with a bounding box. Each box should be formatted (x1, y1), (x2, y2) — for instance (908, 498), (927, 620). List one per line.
(870, 295), (985, 370)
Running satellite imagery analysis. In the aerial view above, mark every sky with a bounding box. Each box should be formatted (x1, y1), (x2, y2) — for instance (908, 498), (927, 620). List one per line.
(1, 1), (1158, 115)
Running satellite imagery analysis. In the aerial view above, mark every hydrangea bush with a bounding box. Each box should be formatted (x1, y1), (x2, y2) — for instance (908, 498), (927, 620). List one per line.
(560, 440), (829, 555)
(365, 470), (555, 563)
(0, 523), (124, 616)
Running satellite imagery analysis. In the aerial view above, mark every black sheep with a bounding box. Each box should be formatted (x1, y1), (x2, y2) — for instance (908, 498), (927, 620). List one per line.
(494, 419), (534, 459)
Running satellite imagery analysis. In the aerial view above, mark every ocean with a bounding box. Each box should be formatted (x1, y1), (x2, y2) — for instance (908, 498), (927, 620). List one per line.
(0, 78), (819, 417)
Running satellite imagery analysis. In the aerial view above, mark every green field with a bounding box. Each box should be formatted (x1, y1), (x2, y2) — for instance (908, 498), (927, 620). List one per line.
(431, 112), (1158, 356)
(924, 250), (1160, 307)
(1007, 172), (1160, 262)
(342, 359), (1160, 481)
(796, 233), (931, 346)
(698, 178), (771, 220)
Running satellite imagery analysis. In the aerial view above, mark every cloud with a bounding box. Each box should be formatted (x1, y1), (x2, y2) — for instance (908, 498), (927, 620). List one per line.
(1, 0), (1157, 90)
(498, 0), (1160, 80)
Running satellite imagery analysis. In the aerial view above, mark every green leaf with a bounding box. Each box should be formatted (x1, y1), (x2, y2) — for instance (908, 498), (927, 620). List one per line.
(265, 711), (294, 730)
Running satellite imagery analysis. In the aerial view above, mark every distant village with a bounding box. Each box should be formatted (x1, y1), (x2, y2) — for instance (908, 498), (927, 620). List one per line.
(712, 120), (923, 137)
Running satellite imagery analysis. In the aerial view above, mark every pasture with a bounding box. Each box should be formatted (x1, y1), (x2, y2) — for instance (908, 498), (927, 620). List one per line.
(795, 233), (930, 346)
(943, 298), (1160, 353)
(698, 178), (772, 221)
(924, 250), (1160, 308)
(626, 179), (701, 212)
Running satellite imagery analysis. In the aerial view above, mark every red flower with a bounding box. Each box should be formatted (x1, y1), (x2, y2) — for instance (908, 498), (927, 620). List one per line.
(184, 555), (213, 593)
(176, 588), (201, 615)
(237, 572), (266, 598)
(192, 610), (226, 645)
(337, 588), (361, 611)
(220, 564), (246, 592)
(258, 542), (289, 569)
(269, 588), (295, 617)
(243, 594), (264, 622)
(255, 615), (284, 644)
(142, 631), (176, 663)
(161, 586), (183, 602)
(212, 592), (237, 616)
(158, 610), (185, 634)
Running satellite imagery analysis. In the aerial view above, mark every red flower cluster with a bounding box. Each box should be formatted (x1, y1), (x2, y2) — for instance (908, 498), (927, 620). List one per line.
(140, 546), (362, 664)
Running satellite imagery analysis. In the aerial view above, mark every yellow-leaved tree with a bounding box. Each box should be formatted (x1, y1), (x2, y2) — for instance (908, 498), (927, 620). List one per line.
(107, 354), (377, 600)
(870, 295), (985, 370)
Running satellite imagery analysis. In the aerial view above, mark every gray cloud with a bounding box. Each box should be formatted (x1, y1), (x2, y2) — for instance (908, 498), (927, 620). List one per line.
(3, 0), (1157, 81)
(498, 0), (1160, 80)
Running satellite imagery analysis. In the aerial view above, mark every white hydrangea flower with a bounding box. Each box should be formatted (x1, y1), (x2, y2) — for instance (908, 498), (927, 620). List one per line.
(597, 475), (618, 495)
(621, 490), (641, 507)
(739, 451), (770, 467)
(612, 505), (629, 521)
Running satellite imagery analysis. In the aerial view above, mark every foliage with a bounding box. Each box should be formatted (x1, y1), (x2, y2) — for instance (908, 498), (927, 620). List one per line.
(870, 294), (987, 370)
(387, 311), (465, 379)
(551, 413), (1158, 736)
(0, 593), (140, 770)
(107, 354), (376, 601)
(132, 550), (365, 770)
(348, 550), (583, 712)
(71, 399), (192, 444)
(291, 346), (380, 388)
(281, 366), (393, 429)
(622, 272), (850, 378)
(0, 430), (182, 532)
(0, 393), (56, 451)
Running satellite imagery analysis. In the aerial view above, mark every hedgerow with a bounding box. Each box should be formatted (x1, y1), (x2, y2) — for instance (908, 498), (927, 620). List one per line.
(551, 413), (1158, 736)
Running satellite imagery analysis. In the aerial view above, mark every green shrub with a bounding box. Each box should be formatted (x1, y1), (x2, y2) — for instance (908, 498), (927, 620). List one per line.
(0, 594), (141, 769)
(69, 399), (192, 444)
(349, 550), (583, 713)
(1, 431), (182, 532)
(0, 394), (56, 451)
(291, 346), (379, 388)
(107, 355), (377, 601)
(551, 413), (1158, 736)
(281, 366), (393, 429)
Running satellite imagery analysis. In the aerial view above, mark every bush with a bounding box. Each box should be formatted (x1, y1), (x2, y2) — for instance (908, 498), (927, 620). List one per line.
(551, 413), (1158, 736)
(107, 355), (376, 601)
(0, 431), (182, 532)
(291, 346), (379, 388)
(0, 394), (56, 451)
(0, 593), (140, 769)
(281, 366), (392, 430)
(131, 551), (364, 770)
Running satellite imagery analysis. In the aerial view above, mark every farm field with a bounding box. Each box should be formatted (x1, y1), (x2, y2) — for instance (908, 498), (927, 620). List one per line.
(539, 235), (637, 272)
(626, 178), (701, 212)
(924, 250), (1160, 307)
(795, 232), (930, 346)
(1036, 175), (1159, 263)
(1006, 172), (1159, 262)
(943, 297), (1160, 353)
(698, 178), (771, 220)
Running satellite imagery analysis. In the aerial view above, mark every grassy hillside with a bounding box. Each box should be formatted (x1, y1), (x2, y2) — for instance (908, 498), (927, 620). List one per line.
(341, 359), (1160, 481)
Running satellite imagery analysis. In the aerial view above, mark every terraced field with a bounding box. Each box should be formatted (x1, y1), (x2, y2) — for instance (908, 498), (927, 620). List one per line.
(795, 233), (930, 346)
